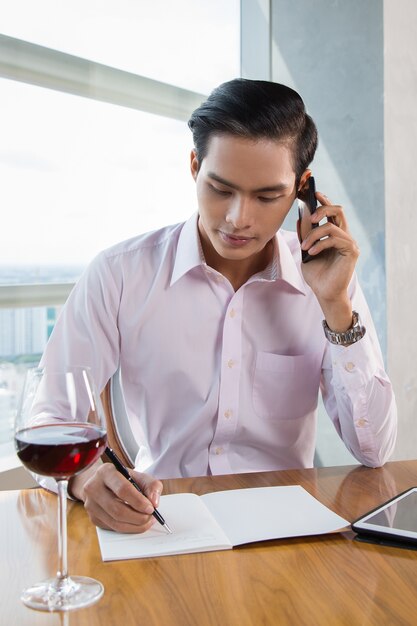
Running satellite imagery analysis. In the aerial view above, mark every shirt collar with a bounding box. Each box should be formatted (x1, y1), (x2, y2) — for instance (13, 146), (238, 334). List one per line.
(170, 214), (306, 295)
(170, 213), (203, 286)
(275, 230), (307, 295)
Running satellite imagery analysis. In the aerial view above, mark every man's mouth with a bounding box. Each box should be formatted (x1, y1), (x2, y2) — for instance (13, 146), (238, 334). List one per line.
(218, 231), (256, 247)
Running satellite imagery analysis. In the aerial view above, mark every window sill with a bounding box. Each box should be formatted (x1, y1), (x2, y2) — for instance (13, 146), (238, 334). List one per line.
(0, 441), (37, 490)
(0, 441), (18, 470)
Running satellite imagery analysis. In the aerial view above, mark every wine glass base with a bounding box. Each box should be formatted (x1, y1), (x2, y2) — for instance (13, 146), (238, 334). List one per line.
(21, 575), (104, 612)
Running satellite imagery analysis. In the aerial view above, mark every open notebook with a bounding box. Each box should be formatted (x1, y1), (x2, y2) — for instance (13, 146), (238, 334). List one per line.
(96, 485), (349, 561)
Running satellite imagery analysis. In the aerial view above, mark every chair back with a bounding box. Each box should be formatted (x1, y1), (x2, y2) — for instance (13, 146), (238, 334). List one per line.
(101, 369), (138, 469)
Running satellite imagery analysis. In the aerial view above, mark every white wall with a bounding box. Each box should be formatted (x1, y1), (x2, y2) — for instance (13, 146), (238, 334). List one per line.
(385, 0), (417, 460)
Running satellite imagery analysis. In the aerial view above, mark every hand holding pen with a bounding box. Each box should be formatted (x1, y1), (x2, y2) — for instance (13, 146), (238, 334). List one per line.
(104, 447), (172, 534)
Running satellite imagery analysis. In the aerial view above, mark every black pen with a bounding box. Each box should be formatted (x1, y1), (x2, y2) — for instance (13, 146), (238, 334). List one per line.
(104, 446), (172, 534)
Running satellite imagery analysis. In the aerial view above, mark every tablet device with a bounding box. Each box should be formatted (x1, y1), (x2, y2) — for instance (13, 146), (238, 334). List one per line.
(351, 487), (417, 546)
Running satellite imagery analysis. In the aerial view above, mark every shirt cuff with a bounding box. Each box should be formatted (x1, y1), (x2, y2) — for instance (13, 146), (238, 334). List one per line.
(329, 331), (381, 392)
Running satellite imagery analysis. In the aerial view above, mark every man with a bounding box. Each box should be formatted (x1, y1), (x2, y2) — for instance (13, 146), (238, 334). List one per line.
(40, 79), (397, 533)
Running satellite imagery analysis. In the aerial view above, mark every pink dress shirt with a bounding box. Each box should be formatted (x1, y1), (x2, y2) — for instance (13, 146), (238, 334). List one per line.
(41, 213), (397, 478)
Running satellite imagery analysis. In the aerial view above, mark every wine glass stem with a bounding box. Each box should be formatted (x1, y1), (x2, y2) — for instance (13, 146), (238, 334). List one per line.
(56, 479), (69, 583)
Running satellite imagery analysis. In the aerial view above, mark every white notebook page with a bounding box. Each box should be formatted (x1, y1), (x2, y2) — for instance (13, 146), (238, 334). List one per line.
(97, 492), (231, 560)
(202, 485), (349, 546)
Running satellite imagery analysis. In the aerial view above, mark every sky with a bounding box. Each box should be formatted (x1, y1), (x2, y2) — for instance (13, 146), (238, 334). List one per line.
(0, 0), (240, 266)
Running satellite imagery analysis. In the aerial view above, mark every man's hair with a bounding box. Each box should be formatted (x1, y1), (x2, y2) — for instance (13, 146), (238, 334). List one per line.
(188, 78), (318, 183)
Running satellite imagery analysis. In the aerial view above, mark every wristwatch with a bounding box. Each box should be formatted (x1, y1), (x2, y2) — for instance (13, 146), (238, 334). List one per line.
(322, 311), (366, 346)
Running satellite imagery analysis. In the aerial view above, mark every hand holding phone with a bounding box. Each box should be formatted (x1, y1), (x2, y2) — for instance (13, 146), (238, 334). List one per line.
(295, 178), (360, 332)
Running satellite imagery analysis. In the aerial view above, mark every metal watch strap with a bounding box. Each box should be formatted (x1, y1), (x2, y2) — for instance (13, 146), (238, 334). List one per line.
(322, 310), (366, 346)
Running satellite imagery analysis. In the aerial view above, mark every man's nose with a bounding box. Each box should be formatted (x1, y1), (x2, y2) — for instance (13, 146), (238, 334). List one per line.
(225, 196), (254, 230)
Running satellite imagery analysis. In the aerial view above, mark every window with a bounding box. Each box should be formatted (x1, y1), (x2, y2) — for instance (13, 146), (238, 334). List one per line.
(0, 78), (197, 267)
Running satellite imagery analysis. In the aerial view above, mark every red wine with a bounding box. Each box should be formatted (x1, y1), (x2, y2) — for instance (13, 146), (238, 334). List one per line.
(15, 423), (107, 479)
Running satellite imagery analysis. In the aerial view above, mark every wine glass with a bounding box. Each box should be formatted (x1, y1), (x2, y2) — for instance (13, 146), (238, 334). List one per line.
(14, 366), (107, 612)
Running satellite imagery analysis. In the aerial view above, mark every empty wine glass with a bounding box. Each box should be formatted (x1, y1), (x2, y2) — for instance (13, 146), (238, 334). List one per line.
(14, 366), (107, 611)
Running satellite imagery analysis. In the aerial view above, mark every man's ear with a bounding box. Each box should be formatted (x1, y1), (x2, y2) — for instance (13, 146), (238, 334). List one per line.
(190, 149), (200, 181)
(297, 169), (312, 194)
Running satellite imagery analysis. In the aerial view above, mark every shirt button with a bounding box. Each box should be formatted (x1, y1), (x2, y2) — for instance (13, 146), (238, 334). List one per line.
(215, 447), (223, 455)
(229, 308), (236, 318)
(227, 359), (235, 369)
(345, 362), (355, 372)
(224, 409), (233, 419)
(356, 418), (367, 428)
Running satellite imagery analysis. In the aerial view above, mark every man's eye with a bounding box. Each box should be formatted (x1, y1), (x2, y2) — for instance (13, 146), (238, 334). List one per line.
(208, 184), (231, 196)
(258, 196), (279, 203)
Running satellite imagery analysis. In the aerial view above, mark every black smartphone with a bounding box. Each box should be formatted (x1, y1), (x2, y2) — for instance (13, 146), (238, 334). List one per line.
(297, 176), (318, 263)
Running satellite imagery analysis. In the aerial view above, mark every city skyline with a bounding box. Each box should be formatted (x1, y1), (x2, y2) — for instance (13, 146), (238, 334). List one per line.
(0, 266), (72, 361)
(0, 263), (84, 285)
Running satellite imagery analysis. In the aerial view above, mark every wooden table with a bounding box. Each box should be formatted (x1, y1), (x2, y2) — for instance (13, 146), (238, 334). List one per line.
(2, 461), (417, 626)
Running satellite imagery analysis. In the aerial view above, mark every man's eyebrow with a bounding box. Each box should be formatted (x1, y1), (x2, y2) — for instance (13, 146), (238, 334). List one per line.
(207, 172), (290, 193)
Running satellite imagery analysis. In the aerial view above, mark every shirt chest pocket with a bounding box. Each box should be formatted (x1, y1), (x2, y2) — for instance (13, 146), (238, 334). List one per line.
(252, 351), (320, 420)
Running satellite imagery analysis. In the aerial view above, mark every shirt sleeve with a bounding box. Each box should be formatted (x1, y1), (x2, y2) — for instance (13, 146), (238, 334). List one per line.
(39, 251), (121, 390)
(320, 275), (397, 467)
(34, 252), (121, 494)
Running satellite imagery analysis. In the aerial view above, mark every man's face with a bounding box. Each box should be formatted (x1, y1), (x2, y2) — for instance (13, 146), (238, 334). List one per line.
(191, 134), (306, 265)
